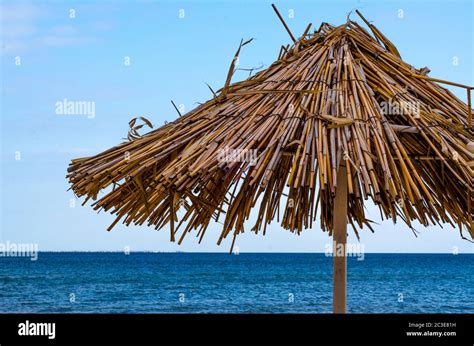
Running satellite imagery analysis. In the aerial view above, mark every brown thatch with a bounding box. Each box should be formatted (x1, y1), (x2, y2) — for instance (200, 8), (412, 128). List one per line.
(67, 10), (474, 250)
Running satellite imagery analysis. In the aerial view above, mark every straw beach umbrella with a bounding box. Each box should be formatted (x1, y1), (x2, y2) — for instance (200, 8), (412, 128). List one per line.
(67, 5), (474, 313)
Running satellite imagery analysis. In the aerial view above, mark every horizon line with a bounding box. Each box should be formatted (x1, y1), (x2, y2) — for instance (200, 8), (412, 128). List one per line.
(6, 251), (472, 255)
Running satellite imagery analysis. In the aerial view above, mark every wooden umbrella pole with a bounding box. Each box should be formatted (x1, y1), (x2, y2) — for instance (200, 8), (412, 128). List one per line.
(333, 164), (348, 314)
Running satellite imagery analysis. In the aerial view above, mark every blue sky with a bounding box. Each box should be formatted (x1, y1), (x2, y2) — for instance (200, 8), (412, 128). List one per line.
(1, 0), (473, 252)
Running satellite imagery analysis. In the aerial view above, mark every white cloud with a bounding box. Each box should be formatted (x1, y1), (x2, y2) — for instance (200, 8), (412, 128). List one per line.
(50, 25), (78, 35)
(0, 2), (43, 53)
(1, 40), (28, 55)
(0, 2), (45, 21)
(0, 2), (109, 55)
(2, 23), (37, 37)
(40, 35), (96, 47)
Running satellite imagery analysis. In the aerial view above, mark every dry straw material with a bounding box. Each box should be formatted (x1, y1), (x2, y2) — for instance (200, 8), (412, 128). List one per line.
(68, 10), (474, 251)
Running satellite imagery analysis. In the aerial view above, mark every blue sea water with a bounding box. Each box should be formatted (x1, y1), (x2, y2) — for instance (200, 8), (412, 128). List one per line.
(0, 253), (472, 313)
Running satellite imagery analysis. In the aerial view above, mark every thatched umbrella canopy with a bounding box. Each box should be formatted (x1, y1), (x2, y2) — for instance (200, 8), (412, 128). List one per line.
(67, 6), (473, 313)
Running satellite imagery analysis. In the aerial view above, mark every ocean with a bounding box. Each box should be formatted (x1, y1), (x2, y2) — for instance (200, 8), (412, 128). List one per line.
(0, 253), (472, 313)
